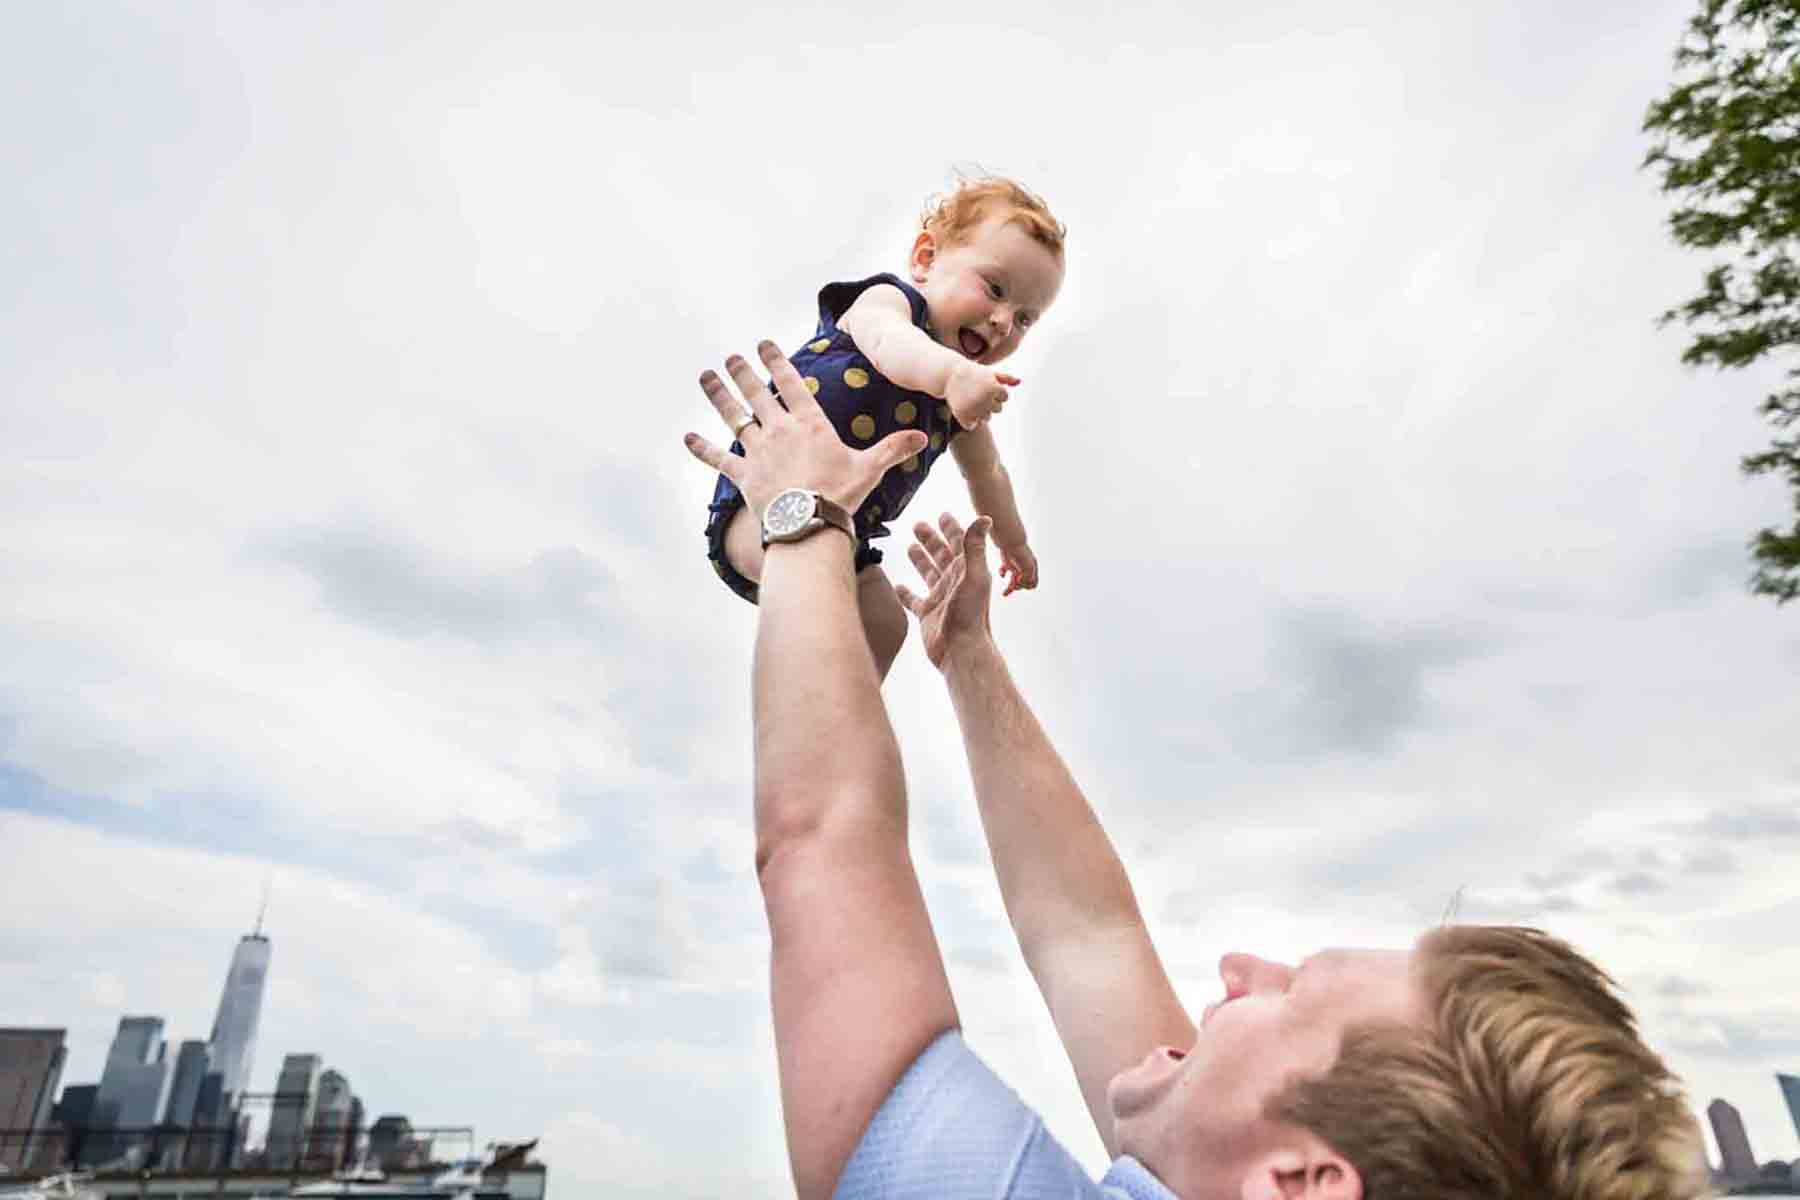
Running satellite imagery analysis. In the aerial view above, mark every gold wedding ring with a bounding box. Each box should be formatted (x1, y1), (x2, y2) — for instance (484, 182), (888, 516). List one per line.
(729, 412), (758, 439)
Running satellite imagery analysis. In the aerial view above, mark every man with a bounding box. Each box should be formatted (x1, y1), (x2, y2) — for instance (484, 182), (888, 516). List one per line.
(682, 343), (1709, 1199)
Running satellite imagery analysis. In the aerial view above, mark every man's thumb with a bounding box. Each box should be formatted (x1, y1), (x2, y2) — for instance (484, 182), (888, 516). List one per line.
(965, 516), (993, 567)
(876, 429), (929, 470)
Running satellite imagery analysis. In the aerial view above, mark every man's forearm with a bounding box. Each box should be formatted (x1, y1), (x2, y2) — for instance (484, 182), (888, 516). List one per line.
(755, 530), (947, 1199)
(942, 635), (1139, 954)
(754, 533), (903, 865)
(942, 630), (1192, 1149)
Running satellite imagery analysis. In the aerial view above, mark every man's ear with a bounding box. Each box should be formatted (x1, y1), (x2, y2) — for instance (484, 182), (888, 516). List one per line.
(1239, 1144), (1361, 1200)
(908, 230), (936, 283)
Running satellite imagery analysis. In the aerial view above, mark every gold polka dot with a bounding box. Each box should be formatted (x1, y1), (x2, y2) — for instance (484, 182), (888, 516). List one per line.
(929, 432), (943, 452)
(843, 367), (871, 389)
(901, 454), (921, 473)
(867, 504), (883, 519)
(937, 403), (952, 421)
(803, 376), (821, 394)
(808, 338), (831, 353)
(894, 400), (918, 424)
(849, 414), (876, 441)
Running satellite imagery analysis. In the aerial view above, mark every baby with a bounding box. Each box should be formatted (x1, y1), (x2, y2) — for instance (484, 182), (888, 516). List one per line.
(704, 175), (1066, 679)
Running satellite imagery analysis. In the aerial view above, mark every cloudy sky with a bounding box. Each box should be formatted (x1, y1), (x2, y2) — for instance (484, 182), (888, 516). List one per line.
(4, 1), (1798, 1194)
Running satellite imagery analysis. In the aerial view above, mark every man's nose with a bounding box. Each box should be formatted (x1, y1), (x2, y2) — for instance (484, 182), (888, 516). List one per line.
(1220, 952), (1294, 995)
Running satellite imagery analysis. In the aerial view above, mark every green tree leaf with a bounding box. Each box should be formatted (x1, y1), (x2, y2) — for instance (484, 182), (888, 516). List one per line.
(1645, 0), (1800, 601)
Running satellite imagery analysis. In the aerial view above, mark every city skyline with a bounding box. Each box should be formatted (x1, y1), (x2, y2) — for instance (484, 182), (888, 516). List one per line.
(1, 907), (451, 1158)
(14, 933), (1800, 1172)
(0, 914), (411, 1177)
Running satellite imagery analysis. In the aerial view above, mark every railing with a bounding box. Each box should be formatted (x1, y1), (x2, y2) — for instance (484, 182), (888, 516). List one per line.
(0, 1124), (473, 1177)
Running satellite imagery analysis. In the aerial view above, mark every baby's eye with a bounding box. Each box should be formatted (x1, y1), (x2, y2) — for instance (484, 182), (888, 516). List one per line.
(1018, 313), (1035, 329)
(986, 279), (1003, 299)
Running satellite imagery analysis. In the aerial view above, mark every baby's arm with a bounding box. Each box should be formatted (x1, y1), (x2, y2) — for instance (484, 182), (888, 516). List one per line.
(837, 285), (1016, 428)
(949, 424), (1038, 595)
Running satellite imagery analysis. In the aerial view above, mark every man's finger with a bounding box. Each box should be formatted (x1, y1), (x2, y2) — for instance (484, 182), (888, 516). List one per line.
(915, 518), (954, 572)
(700, 370), (759, 442)
(683, 432), (739, 479)
(938, 512), (966, 550)
(906, 542), (940, 586)
(723, 353), (778, 425)
(963, 516), (993, 573)
(760, 341), (821, 419)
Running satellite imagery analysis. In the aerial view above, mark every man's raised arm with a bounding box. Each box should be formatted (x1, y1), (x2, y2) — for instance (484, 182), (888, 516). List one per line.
(684, 343), (948, 1199)
(897, 515), (1196, 1154)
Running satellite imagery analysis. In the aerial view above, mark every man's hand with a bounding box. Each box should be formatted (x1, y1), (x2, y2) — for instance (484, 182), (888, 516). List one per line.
(945, 363), (1021, 430)
(998, 542), (1039, 596)
(684, 341), (926, 515)
(895, 513), (995, 671)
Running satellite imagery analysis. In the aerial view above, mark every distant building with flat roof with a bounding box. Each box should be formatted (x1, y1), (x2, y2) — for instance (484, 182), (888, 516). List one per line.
(0, 1028), (66, 1170)
(164, 1040), (211, 1127)
(91, 1016), (171, 1167)
(368, 1114), (415, 1169)
(306, 1068), (353, 1170)
(266, 1053), (321, 1170)
(1708, 1097), (1758, 1182)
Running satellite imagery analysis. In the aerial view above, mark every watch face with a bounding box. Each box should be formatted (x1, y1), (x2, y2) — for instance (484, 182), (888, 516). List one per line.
(764, 489), (817, 538)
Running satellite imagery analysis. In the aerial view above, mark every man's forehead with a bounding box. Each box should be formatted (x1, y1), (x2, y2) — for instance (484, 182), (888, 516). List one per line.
(1300, 947), (1412, 984)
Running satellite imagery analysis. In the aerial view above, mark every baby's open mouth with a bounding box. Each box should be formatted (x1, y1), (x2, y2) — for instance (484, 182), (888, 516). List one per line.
(958, 328), (989, 358)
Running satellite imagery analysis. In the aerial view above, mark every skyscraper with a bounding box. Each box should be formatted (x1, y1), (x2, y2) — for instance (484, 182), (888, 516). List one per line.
(1707, 1097), (1758, 1182)
(265, 1053), (321, 1170)
(204, 916), (272, 1110)
(1779, 1072), (1800, 1144)
(90, 1017), (171, 1167)
(307, 1069), (353, 1170)
(164, 1041), (211, 1127)
(189, 904), (272, 1167)
(0, 1028), (66, 1170)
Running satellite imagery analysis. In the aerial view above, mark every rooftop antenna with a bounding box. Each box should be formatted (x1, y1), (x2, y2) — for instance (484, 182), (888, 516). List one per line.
(254, 874), (271, 936)
(1439, 884), (1466, 926)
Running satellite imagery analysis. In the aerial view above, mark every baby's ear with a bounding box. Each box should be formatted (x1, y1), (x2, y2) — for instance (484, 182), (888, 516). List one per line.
(909, 230), (937, 280)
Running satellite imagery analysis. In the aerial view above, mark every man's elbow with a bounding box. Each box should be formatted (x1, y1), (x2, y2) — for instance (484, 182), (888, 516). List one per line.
(753, 801), (824, 881)
(751, 777), (900, 884)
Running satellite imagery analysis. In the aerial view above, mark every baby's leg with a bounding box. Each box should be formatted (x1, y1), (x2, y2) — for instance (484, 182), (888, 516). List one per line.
(721, 504), (766, 590)
(856, 565), (909, 681)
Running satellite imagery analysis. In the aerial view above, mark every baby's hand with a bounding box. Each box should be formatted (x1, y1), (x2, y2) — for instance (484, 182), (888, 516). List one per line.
(946, 363), (1021, 430)
(999, 542), (1039, 596)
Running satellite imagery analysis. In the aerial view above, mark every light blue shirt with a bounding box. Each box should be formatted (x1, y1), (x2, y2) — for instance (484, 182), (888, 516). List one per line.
(835, 1030), (1182, 1199)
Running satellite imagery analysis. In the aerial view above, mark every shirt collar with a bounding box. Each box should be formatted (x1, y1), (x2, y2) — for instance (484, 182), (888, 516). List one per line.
(1101, 1155), (1184, 1200)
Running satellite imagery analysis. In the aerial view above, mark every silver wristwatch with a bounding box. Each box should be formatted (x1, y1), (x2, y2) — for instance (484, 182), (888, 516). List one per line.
(761, 488), (855, 548)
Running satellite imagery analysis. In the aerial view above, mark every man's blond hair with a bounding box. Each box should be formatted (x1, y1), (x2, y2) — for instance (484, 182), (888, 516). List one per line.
(1269, 925), (1711, 1200)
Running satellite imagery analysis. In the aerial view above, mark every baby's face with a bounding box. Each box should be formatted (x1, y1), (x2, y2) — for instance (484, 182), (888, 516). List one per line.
(910, 213), (1064, 366)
